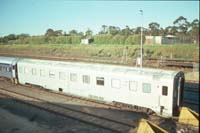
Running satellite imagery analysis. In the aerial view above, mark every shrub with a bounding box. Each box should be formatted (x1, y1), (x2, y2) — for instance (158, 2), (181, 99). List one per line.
(111, 35), (126, 44)
(125, 34), (145, 45)
(71, 35), (82, 44)
(93, 34), (113, 44)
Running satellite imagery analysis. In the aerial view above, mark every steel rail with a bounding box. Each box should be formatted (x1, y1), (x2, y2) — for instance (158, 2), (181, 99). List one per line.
(0, 87), (135, 133)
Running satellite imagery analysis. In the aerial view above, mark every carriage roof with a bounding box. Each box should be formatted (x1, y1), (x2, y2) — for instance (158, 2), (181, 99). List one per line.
(0, 56), (19, 65)
(18, 58), (179, 80)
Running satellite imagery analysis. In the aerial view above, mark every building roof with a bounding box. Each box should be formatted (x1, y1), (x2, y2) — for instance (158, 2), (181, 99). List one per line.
(165, 35), (177, 38)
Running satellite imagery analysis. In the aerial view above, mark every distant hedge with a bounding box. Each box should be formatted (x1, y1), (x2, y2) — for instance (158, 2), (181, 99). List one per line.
(0, 34), (145, 45)
(93, 34), (145, 45)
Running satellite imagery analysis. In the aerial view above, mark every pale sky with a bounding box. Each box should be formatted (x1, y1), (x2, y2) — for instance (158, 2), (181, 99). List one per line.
(0, 0), (199, 36)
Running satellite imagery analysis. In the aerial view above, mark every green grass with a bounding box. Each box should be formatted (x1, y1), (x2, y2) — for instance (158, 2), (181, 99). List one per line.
(0, 43), (199, 60)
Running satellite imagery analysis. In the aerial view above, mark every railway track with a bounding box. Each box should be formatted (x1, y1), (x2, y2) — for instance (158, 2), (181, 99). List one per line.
(146, 57), (199, 69)
(0, 85), (136, 133)
(146, 57), (198, 63)
(0, 78), (199, 132)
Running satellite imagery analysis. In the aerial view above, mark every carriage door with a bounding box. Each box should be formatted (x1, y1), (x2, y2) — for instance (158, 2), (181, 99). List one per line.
(159, 85), (168, 115)
(12, 61), (18, 84)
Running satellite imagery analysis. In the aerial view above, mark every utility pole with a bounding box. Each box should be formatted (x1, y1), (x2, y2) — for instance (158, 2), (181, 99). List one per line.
(139, 9), (143, 68)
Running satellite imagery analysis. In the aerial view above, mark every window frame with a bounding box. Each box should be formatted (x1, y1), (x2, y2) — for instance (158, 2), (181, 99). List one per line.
(59, 72), (66, 80)
(96, 77), (104, 86)
(70, 73), (78, 82)
(6, 67), (11, 72)
(82, 75), (90, 84)
(2, 66), (6, 72)
(142, 83), (151, 93)
(40, 69), (45, 77)
(162, 86), (168, 96)
(49, 71), (55, 78)
(32, 68), (37, 75)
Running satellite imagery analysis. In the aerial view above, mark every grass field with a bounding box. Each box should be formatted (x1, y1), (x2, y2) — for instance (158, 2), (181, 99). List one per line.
(0, 43), (199, 60)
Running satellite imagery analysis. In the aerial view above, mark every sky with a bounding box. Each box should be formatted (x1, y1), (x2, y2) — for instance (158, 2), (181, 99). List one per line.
(0, 0), (199, 36)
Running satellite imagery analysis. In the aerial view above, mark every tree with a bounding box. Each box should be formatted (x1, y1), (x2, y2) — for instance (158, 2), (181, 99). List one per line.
(159, 28), (166, 36)
(17, 33), (30, 39)
(78, 32), (84, 36)
(45, 29), (55, 37)
(188, 19), (199, 43)
(165, 26), (178, 35)
(69, 30), (78, 35)
(173, 16), (189, 35)
(6, 34), (17, 40)
(85, 28), (93, 37)
(133, 27), (141, 34)
(108, 26), (120, 35)
(148, 22), (160, 36)
(101, 25), (107, 34)
(54, 30), (63, 36)
(120, 25), (132, 36)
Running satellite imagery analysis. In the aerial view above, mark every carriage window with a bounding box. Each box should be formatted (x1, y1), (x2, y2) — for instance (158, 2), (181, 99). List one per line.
(3, 66), (6, 72)
(162, 86), (168, 96)
(59, 72), (66, 80)
(6, 67), (11, 72)
(40, 69), (45, 77)
(83, 75), (90, 84)
(129, 81), (137, 91)
(70, 73), (77, 82)
(142, 83), (151, 93)
(0, 66), (2, 71)
(96, 77), (104, 86)
(49, 71), (55, 78)
(32, 68), (37, 75)
(111, 79), (121, 89)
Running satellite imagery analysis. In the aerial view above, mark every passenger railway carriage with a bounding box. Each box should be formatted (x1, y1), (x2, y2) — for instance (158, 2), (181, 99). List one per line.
(0, 56), (185, 117)
(0, 57), (19, 83)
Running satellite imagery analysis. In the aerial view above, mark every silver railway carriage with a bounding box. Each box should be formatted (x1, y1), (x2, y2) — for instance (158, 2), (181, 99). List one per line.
(0, 56), (184, 117)
(0, 57), (19, 83)
(16, 58), (184, 117)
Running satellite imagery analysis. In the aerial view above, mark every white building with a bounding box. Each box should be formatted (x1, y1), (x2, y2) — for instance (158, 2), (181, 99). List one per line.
(145, 35), (179, 44)
(81, 38), (93, 45)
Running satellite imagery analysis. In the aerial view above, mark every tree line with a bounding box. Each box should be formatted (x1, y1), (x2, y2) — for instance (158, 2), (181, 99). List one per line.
(0, 16), (199, 45)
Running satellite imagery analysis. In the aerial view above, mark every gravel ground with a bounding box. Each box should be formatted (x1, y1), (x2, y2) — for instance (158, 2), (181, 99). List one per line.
(0, 79), (148, 127)
(0, 79), (199, 133)
(0, 98), (114, 133)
